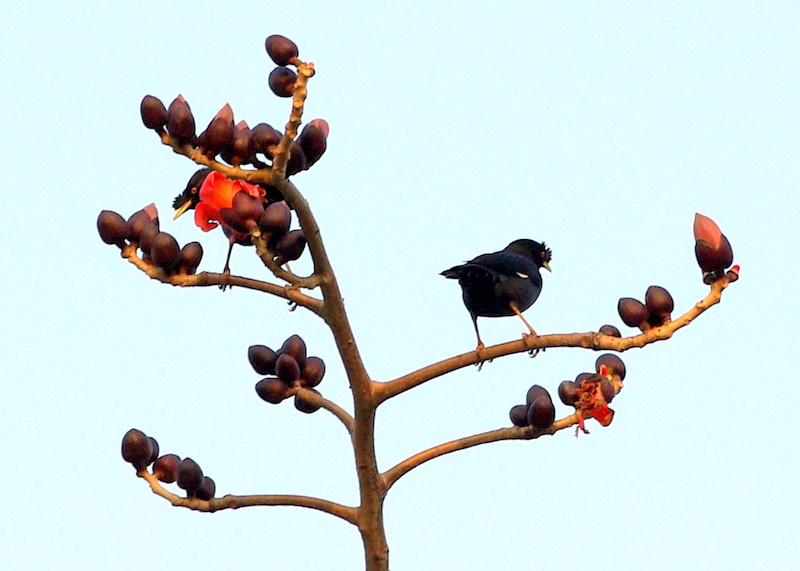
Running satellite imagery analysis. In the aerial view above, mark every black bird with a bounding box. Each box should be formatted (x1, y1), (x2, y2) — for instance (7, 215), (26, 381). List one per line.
(441, 239), (552, 350)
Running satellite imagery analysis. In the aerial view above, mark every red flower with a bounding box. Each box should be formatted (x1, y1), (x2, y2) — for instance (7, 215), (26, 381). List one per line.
(194, 171), (265, 232)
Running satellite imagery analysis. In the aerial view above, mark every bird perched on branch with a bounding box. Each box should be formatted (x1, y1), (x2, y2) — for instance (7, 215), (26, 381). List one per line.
(441, 239), (552, 350)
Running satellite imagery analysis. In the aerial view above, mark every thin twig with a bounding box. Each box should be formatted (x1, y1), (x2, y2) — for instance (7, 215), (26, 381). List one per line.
(138, 470), (358, 524)
(293, 387), (356, 433)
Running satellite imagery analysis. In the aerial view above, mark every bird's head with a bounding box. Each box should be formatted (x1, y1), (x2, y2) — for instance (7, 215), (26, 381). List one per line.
(506, 239), (552, 272)
(173, 168), (213, 220)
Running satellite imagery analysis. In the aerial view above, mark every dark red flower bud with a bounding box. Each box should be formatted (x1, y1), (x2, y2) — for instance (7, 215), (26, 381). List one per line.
(147, 437), (160, 465)
(195, 476), (216, 501)
(268, 67), (297, 98)
(694, 213), (734, 281)
(598, 324), (621, 338)
(280, 334), (307, 367)
(595, 354), (626, 381)
(527, 396), (555, 429)
(231, 120), (255, 166)
(252, 123), (283, 157)
(297, 119), (328, 167)
(558, 380), (581, 405)
(509, 404), (530, 427)
(167, 94), (196, 144)
(153, 454), (181, 483)
(97, 210), (130, 247)
(176, 458), (204, 495)
(286, 142), (307, 175)
(140, 95), (168, 130)
(138, 223), (160, 256)
(196, 103), (234, 158)
(121, 429), (153, 470)
(575, 372), (593, 384)
(126, 204), (159, 242)
(255, 378), (290, 404)
(645, 285), (674, 325)
(265, 34), (299, 66)
(300, 356), (326, 388)
(177, 241), (203, 274)
(275, 353), (301, 383)
(249, 345), (279, 375)
(259, 201), (291, 236)
(618, 297), (650, 330)
(525, 384), (549, 406)
(295, 389), (322, 414)
(274, 230), (307, 263)
(150, 232), (181, 270)
(221, 192), (264, 234)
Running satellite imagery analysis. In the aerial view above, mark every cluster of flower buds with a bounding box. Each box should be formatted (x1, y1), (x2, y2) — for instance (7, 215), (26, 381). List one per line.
(220, 188), (307, 265)
(249, 335), (326, 413)
(121, 429), (216, 500)
(694, 213), (738, 284)
(266, 34), (299, 96)
(139, 36), (327, 177)
(97, 205), (203, 275)
(509, 385), (556, 430)
(617, 285), (674, 332)
(557, 354), (625, 433)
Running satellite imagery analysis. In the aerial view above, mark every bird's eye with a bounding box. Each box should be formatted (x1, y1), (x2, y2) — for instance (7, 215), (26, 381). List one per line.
(516, 272), (529, 279)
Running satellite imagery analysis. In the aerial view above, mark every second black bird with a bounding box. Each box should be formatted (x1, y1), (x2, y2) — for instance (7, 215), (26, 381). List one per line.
(441, 239), (552, 350)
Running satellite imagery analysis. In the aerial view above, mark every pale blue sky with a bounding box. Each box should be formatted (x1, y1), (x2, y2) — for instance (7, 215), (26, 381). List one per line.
(2, 2), (798, 569)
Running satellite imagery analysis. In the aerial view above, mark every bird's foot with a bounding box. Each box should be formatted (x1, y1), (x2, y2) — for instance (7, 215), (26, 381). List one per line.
(219, 269), (231, 291)
(521, 331), (541, 358)
(474, 343), (487, 371)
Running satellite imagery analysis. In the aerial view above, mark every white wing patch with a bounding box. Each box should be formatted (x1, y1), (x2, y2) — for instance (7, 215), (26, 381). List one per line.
(516, 272), (529, 279)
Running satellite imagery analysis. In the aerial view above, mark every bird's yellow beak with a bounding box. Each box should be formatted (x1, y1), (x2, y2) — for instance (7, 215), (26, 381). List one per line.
(173, 200), (192, 220)
(543, 261), (552, 272)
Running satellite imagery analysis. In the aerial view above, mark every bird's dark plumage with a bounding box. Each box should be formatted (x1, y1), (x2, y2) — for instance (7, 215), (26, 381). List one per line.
(441, 239), (552, 349)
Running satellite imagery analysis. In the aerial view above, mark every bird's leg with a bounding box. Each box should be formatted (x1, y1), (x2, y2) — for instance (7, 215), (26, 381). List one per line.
(510, 302), (539, 357)
(471, 314), (487, 370)
(220, 235), (237, 291)
(510, 302), (537, 337)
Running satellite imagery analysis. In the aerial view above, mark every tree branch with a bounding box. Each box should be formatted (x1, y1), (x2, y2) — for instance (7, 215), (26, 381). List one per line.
(120, 244), (324, 316)
(375, 270), (739, 403)
(382, 411), (590, 491)
(138, 470), (358, 524)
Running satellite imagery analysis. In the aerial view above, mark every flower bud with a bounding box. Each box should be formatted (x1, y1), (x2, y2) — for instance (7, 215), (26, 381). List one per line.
(268, 67), (297, 97)
(153, 454), (181, 483)
(140, 95), (168, 130)
(121, 428), (153, 470)
(97, 210), (130, 247)
(177, 242), (203, 274)
(167, 94), (196, 144)
(617, 297), (650, 330)
(265, 34), (299, 66)
(274, 230), (307, 263)
(176, 458), (204, 495)
(150, 232), (181, 270)
(255, 378), (289, 404)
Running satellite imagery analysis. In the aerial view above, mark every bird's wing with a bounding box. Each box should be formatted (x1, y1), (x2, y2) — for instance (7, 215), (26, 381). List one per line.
(469, 251), (539, 280)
